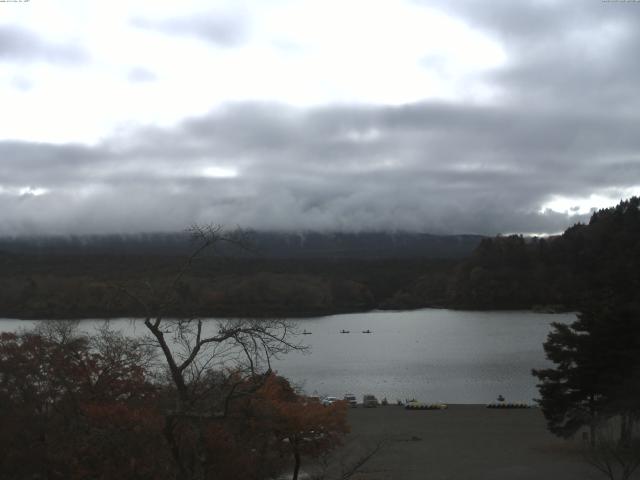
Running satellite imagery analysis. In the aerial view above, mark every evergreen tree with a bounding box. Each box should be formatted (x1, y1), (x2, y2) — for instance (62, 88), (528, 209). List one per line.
(533, 303), (640, 443)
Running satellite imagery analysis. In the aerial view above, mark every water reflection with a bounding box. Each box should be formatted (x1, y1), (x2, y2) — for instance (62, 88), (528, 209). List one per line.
(271, 309), (575, 403)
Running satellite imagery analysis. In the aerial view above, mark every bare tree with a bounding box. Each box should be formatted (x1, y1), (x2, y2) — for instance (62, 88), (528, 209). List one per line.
(115, 225), (307, 480)
(34, 319), (81, 346)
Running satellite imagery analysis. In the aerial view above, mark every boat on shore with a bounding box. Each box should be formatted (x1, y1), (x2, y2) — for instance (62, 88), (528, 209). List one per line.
(302, 330), (312, 335)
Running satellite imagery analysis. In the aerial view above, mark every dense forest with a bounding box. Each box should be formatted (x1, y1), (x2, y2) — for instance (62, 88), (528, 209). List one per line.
(1, 197), (638, 319)
(0, 246), (459, 319)
(441, 196), (640, 311)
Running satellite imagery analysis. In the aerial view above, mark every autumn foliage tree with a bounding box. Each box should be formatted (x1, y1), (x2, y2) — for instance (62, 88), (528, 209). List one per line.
(243, 374), (350, 480)
(0, 328), (349, 480)
(0, 324), (165, 479)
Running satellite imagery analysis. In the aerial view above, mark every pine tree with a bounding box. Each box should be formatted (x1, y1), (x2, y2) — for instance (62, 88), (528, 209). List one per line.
(533, 303), (640, 443)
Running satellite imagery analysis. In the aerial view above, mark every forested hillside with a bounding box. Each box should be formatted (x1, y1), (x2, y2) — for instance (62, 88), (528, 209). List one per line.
(436, 197), (640, 310)
(0, 232), (475, 319)
(1, 198), (638, 318)
(0, 253), (456, 319)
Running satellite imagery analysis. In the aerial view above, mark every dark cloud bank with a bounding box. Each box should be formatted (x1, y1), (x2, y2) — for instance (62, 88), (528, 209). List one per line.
(1, 0), (639, 236)
(2, 98), (636, 236)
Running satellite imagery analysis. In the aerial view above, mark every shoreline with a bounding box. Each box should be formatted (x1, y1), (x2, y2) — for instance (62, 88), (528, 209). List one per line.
(2, 304), (575, 322)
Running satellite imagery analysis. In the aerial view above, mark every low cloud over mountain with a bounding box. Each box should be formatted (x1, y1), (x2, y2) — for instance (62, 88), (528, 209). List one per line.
(1, 1), (638, 235)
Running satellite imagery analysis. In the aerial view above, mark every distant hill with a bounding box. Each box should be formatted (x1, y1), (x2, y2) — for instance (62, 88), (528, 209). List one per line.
(0, 231), (483, 259)
(0, 230), (479, 319)
(2, 198), (636, 319)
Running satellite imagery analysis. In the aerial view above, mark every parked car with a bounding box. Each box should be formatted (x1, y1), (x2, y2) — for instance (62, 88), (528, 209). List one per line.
(321, 396), (338, 406)
(343, 393), (357, 407)
(362, 394), (379, 408)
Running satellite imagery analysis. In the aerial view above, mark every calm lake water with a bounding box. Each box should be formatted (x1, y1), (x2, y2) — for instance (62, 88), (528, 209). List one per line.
(0, 309), (575, 404)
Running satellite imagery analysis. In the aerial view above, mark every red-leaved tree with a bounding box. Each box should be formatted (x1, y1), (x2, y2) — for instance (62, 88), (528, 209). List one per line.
(242, 374), (350, 480)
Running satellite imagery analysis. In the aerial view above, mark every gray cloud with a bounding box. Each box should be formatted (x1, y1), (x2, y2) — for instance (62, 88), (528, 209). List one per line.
(132, 10), (248, 47)
(2, 1), (639, 236)
(1, 98), (636, 236)
(0, 25), (87, 64)
(423, 0), (640, 42)
(421, 0), (640, 111)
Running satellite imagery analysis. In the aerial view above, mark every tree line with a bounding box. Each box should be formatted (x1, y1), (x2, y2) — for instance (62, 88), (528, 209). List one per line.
(529, 198), (640, 480)
(1, 198), (639, 318)
(0, 254), (454, 319)
(428, 197), (639, 310)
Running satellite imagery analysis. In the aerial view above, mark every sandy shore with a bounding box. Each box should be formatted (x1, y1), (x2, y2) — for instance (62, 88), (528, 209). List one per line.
(305, 405), (625, 480)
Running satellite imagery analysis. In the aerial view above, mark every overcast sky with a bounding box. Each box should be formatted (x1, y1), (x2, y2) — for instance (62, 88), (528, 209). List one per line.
(1, 0), (639, 236)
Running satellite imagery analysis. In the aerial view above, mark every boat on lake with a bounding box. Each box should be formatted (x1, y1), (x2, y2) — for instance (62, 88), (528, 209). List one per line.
(362, 329), (372, 334)
(340, 329), (350, 333)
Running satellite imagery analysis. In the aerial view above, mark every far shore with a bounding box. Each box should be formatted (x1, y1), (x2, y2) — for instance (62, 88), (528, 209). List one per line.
(3, 304), (576, 322)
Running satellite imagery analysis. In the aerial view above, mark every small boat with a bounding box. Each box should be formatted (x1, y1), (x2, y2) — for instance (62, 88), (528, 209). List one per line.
(302, 330), (312, 335)
(340, 329), (350, 334)
(362, 329), (372, 334)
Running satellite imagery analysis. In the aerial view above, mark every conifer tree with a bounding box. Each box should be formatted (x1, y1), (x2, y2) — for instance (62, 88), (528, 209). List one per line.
(533, 303), (640, 443)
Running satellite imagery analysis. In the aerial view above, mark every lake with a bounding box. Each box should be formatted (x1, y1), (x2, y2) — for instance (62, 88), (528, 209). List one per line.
(0, 308), (575, 404)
